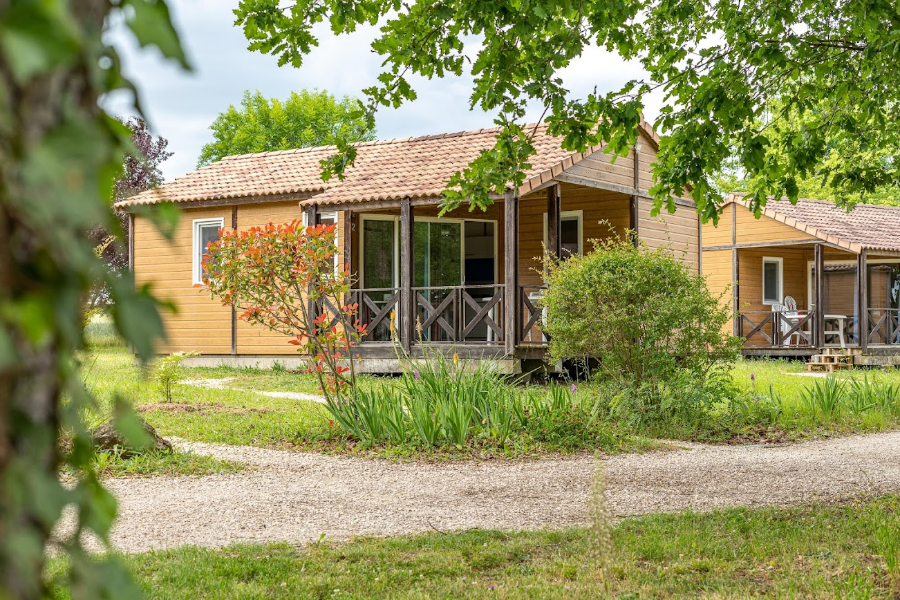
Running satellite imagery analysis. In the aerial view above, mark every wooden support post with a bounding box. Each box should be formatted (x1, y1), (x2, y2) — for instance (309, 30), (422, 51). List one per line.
(342, 210), (353, 279)
(504, 189), (519, 354)
(859, 249), (868, 352)
(731, 206), (740, 337)
(546, 184), (561, 261)
(231, 206), (238, 355)
(400, 197), (414, 353)
(630, 141), (640, 246)
(814, 243), (825, 348)
(127, 212), (135, 272)
(732, 248), (740, 337)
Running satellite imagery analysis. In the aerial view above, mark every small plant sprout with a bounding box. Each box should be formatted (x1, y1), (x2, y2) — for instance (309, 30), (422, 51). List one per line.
(154, 351), (200, 403)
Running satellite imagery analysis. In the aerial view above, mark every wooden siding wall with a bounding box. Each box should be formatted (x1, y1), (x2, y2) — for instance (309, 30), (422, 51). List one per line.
(133, 208), (233, 354)
(235, 201), (308, 355)
(637, 198), (700, 273)
(701, 203), (819, 248)
(738, 248), (812, 314)
(560, 130), (658, 192)
(518, 185), (631, 287)
(702, 203), (733, 247)
(734, 207), (815, 244)
(701, 249), (734, 309)
(134, 201), (329, 356)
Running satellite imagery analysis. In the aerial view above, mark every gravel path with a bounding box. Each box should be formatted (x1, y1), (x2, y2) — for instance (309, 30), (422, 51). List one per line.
(97, 431), (900, 553)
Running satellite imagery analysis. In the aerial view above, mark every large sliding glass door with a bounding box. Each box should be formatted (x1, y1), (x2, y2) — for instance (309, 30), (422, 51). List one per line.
(414, 222), (462, 288)
(360, 215), (498, 344)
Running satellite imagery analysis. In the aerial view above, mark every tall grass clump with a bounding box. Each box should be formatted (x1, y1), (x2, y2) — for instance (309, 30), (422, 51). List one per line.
(83, 312), (124, 348)
(725, 371), (900, 437)
(324, 352), (615, 452)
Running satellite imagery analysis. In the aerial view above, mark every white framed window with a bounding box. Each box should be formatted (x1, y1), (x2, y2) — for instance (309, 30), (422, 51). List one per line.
(192, 218), (224, 285)
(762, 257), (783, 305)
(542, 210), (584, 259)
(303, 210), (341, 274)
(319, 211), (339, 273)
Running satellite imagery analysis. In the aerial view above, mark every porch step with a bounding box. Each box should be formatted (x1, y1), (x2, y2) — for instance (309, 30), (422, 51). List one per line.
(807, 349), (856, 372)
(806, 362), (852, 373)
(820, 347), (862, 356)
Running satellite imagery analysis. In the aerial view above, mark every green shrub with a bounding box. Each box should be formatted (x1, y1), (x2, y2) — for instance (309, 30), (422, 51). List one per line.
(541, 237), (741, 420)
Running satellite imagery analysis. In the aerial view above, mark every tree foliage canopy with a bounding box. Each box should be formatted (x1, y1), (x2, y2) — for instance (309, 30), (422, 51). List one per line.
(234, 0), (900, 220)
(197, 89), (376, 167)
(714, 101), (900, 208)
(88, 118), (173, 313)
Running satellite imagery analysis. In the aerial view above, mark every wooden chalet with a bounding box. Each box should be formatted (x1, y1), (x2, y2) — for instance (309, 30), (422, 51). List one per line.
(702, 194), (900, 365)
(118, 120), (700, 372)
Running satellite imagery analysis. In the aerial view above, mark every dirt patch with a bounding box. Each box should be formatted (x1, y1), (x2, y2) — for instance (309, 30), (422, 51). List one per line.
(137, 402), (274, 416)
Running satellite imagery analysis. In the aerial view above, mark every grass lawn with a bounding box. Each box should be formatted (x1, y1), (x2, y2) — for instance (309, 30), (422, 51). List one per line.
(48, 496), (900, 599)
(88, 449), (244, 478)
(78, 346), (659, 459)
(78, 320), (900, 461)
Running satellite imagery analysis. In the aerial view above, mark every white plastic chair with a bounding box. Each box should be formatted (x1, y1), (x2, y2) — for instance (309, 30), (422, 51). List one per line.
(777, 295), (808, 346)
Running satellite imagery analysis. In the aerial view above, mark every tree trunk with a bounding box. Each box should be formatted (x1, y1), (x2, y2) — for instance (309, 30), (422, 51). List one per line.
(0, 1), (110, 597)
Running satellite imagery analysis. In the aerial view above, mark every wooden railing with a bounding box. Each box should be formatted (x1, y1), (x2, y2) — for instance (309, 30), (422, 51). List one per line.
(519, 285), (548, 346)
(739, 310), (816, 347)
(413, 284), (505, 345)
(321, 287), (400, 343)
(867, 308), (900, 345)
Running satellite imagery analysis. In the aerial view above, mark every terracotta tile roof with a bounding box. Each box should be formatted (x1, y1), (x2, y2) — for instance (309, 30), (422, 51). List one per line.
(118, 118), (660, 208)
(728, 193), (900, 254)
(118, 146), (336, 207)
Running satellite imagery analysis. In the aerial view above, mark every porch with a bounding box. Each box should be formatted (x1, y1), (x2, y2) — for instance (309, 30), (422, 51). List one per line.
(304, 182), (637, 369)
(730, 241), (900, 363)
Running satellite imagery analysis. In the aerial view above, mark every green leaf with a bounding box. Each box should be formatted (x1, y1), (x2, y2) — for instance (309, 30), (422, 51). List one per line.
(113, 396), (153, 451)
(124, 0), (190, 69)
(0, 327), (17, 370)
(109, 279), (168, 361)
(0, 3), (79, 81)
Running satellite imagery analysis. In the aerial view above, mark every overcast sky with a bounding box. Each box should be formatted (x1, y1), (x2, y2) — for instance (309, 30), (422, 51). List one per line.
(107, 0), (663, 182)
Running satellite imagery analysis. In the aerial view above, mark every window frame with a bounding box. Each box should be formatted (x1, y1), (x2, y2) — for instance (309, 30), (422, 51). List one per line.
(358, 214), (498, 289)
(192, 217), (225, 285)
(762, 256), (784, 306)
(303, 210), (342, 274)
(542, 210), (584, 259)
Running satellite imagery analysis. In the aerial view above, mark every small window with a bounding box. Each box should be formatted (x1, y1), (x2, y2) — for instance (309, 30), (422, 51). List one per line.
(560, 217), (580, 259)
(307, 211), (340, 273)
(193, 218), (224, 285)
(543, 210), (583, 260)
(762, 257), (783, 305)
